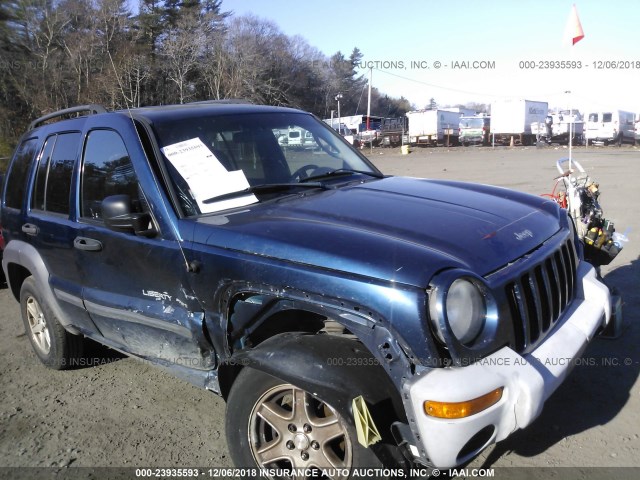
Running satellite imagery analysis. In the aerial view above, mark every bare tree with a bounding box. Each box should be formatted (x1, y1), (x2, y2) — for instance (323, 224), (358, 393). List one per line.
(13, 0), (70, 113)
(0, 1), (412, 148)
(60, 0), (97, 104)
(160, 12), (210, 104)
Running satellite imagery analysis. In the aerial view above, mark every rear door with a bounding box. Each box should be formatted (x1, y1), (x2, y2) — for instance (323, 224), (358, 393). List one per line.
(24, 130), (99, 334)
(600, 112), (614, 139)
(586, 113), (599, 140)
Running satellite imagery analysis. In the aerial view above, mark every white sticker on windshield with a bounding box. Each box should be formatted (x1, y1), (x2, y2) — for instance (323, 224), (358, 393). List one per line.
(161, 137), (257, 213)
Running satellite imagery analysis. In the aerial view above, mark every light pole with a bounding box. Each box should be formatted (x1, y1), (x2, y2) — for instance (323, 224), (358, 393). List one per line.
(335, 93), (343, 131)
(565, 90), (572, 169)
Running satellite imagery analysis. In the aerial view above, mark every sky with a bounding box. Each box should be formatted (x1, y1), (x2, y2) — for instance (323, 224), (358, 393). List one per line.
(223, 0), (640, 115)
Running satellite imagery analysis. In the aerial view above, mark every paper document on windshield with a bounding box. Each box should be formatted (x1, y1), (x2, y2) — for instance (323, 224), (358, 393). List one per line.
(161, 137), (257, 213)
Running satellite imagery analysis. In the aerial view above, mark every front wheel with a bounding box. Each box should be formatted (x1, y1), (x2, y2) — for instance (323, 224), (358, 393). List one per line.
(226, 368), (383, 478)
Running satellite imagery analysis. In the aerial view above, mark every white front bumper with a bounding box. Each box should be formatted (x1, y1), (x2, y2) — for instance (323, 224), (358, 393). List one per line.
(407, 262), (611, 468)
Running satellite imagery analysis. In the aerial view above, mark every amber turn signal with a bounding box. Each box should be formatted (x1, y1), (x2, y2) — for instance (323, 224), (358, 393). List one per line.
(424, 387), (504, 419)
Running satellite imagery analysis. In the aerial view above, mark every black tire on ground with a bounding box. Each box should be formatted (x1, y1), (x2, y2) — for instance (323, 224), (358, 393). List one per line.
(226, 367), (386, 477)
(20, 276), (84, 370)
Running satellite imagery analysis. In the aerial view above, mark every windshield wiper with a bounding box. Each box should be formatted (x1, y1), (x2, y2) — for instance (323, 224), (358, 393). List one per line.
(299, 168), (385, 183)
(203, 182), (330, 204)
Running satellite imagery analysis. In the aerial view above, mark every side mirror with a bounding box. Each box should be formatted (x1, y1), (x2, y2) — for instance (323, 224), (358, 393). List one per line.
(102, 194), (156, 237)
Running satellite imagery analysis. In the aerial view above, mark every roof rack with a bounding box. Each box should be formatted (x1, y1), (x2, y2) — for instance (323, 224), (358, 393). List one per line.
(187, 99), (253, 105)
(28, 104), (107, 131)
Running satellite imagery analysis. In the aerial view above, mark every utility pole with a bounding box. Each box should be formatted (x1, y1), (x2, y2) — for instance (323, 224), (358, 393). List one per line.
(366, 68), (372, 130)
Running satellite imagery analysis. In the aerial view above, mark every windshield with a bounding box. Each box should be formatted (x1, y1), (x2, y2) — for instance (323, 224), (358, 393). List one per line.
(151, 111), (379, 216)
(459, 118), (484, 129)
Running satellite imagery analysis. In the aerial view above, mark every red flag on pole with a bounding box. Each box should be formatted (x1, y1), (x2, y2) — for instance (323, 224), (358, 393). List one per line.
(564, 4), (585, 45)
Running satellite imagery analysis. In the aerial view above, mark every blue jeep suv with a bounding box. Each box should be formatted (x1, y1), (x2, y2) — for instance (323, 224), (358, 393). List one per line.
(1, 102), (612, 473)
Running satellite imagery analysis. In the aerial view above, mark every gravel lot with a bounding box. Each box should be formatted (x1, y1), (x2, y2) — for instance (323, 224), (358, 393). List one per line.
(1, 145), (638, 478)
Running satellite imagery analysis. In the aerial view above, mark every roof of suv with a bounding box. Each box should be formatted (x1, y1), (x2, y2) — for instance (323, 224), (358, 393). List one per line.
(127, 103), (305, 124)
(28, 101), (306, 133)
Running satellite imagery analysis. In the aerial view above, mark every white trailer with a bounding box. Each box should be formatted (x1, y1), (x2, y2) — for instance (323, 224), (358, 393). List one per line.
(531, 110), (584, 145)
(490, 99), (548, 145)
(406, 109), (462, 146)
(324, 115), (362, 133)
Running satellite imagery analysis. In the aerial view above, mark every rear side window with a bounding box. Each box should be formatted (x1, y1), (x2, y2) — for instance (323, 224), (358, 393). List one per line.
(81, 129), (143, 220)
(602, 113), (612, 122)
(31, 132), (81, 214)
(4, 138), (38, 209)
(32, 136), (56, 210)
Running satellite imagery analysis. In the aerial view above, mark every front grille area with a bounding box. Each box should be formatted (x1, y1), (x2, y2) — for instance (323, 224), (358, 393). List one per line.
(506, 239), (578, 352)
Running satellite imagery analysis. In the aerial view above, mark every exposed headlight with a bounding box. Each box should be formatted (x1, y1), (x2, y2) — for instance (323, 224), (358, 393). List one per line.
(446, 279), (486, 343)
(429, 273), (492, 346)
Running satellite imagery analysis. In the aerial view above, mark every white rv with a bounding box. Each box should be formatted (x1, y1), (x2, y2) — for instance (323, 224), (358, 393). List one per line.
(585, 110), (636, 145)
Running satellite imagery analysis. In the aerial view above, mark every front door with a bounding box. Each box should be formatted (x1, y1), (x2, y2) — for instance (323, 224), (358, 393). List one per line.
(75, 128), (212, 369)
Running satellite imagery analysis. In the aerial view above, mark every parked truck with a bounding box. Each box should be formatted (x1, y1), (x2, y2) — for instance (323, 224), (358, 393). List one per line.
(380, 116), (409, 147)
(490, 99), (548, 146)
(459, 115), (490, 146)
(406, 109), (462, 146)
(585, 110), (636, 146)
(531, 110), (584, 145)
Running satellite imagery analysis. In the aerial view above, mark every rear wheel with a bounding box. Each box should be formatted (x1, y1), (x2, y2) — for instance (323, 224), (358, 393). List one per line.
(226, 368), (383, 478)
(20, 276), (84, 370)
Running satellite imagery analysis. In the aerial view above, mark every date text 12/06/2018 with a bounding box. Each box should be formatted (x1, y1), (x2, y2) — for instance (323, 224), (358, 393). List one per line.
(519, 60), (640, 69)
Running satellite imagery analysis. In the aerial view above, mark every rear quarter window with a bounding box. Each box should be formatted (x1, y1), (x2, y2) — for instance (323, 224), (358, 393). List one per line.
(4, 138), (38, 209)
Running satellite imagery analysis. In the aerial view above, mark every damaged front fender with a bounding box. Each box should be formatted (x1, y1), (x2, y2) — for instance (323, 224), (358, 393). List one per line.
(224, 332), (406, 425)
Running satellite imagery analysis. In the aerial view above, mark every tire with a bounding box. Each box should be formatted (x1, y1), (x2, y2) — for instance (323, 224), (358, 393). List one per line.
(20, 276), (84, 370)
(226, 368), (384, 477)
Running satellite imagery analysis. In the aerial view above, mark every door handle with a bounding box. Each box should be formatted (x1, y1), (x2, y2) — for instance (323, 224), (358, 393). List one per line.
(74, 236), (103, 252)
(21, 223), (39, 236)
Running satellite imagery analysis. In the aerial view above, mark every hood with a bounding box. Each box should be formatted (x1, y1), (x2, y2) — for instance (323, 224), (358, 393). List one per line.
(190, 177), (562, 287)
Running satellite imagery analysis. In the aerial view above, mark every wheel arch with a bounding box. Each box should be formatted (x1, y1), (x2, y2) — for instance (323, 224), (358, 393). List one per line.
(2, 240), (78, 333)
(6, 261), (32, 302)
(220, 332), (408, 433)
(217, 286), (418, 394)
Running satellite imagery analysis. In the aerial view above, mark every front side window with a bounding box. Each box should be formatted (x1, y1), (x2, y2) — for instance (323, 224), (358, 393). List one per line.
(81, 129), (142, 220)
